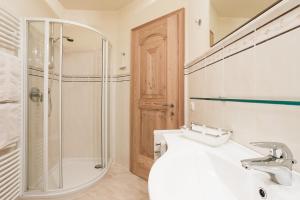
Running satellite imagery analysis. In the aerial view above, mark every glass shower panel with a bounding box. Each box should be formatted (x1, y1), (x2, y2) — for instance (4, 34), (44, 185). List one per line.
(62, 24), (103, 188)
(47, 22), (63, 190)
(107, 44), (112, 164)
(25, 19), (110, 195)
(26, 21), (45, 191)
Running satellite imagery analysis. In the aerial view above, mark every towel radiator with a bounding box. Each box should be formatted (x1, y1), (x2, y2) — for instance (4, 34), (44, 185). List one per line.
(0, 145), (21, 200)
(0, 7), (22, 200)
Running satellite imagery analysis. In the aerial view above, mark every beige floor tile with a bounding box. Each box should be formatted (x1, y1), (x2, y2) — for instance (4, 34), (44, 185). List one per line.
(20, 164), (149, 200)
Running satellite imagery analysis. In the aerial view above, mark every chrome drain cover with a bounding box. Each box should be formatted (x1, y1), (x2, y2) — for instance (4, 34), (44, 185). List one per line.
(258, 187), (267, 199)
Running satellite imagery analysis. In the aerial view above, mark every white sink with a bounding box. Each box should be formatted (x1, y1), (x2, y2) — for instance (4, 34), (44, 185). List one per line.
(148, 131), (300, 200)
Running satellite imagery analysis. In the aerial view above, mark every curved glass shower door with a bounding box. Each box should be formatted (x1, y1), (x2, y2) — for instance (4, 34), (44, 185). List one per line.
(26, 21), (46, 192)
(61, 23), (104, 189)
(25, 19), (110, 195)
(47, 22), (63, 190)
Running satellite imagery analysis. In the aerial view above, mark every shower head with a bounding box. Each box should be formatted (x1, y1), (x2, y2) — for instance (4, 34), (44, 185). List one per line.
(50, 36), (74, 43)
(63, 36), (74, 42)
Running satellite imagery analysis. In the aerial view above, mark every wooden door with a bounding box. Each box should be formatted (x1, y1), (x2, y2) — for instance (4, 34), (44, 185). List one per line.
(130, 9), (184, 179)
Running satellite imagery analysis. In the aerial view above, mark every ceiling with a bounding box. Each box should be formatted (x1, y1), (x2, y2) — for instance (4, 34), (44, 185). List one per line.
(211, 0), (278, 18)
(58, 0), (134, 11)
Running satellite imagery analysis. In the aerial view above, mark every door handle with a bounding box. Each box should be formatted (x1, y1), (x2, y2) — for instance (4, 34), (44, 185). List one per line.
(162, 103), (174, 108)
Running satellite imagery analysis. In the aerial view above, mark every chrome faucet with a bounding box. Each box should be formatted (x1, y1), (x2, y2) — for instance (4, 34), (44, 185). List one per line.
(241, 142), (297, 186)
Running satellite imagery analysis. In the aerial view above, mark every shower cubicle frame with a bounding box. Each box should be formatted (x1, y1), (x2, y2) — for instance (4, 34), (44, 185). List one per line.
(21, 18), (111, 197)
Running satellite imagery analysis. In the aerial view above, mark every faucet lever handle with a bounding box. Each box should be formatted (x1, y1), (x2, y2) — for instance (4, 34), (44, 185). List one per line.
(250, 142), (294, 160)
(250, 142), (283, 149)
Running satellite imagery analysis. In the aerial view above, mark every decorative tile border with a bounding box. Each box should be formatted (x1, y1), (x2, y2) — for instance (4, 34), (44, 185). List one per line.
(187, 3), (300, 107)
(185, 4), (300, 75)
(110, 74), (131, 82)
(190, 97), (300, 107)
(28, 66), (130, 83)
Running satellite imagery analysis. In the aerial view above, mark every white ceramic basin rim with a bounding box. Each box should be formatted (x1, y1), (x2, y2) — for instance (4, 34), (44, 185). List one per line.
(148, 131), (300, 200)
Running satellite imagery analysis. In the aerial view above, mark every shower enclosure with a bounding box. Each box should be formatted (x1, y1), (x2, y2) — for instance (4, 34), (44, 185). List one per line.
(24, 19), (111, 196)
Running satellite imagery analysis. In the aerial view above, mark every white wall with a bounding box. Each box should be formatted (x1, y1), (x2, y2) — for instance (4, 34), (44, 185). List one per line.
(188, 0), (210, 63)
(62, 10), (119, 72)
(116, 0), (210, 75)
(114, 81), (130, 167)
(0, 0), (57, 17)
(210, 3), (249, 43)
(217, 17), (249, 39)
(116, 0), (186, 75)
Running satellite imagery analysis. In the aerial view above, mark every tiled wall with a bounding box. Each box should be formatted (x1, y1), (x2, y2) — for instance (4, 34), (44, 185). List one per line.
(62, 50), (102, 159)
(110, 75), (131, 168)
(186, 4), (300, 171)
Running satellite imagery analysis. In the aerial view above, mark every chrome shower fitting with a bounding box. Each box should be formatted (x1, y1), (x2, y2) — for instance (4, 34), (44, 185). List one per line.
(30, 87), (43, 102)
(50, 36), (75, 43)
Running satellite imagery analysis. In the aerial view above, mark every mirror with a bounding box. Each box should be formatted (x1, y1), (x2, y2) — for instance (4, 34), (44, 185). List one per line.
(209, 0), (280, 46)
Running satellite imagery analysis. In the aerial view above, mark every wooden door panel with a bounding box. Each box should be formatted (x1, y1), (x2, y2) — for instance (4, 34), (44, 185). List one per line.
(166, 13), (179, 130)
(140, 110), (166, 158)
(131, 9), (184, 180)
(140, 36), (167, 99)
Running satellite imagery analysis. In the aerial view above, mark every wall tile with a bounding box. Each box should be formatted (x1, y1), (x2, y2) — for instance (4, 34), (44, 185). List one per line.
(254, 104), (300, 170)
(223, 102), (257, 144)
(189, 100), (206, 123)
(187, 7), (300, 172)
(223, 47), (256, 98)
(189, 100), (224, 128)
(188, 68), (205, 97)
(254, 28), (300, 100)
(204, 61), (224, 98)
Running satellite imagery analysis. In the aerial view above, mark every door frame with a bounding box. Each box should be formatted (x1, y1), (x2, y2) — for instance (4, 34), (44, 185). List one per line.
(130, 8), (185, 174)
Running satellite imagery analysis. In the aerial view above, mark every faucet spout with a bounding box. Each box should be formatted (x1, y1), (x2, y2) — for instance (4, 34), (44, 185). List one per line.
(241, 155), (273, 169)
(241, 142), (296, 186)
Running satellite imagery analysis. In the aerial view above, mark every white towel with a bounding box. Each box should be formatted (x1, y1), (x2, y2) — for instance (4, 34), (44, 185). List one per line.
(0, 103), (21, 150)
(0, 51), (21, 103)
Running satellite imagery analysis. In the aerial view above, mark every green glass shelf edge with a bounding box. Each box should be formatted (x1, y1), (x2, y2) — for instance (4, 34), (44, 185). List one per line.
(189, 97), (300, 106)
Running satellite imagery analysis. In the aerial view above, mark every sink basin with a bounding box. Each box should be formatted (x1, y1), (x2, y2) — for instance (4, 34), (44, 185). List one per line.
(148, 131), (300, 200)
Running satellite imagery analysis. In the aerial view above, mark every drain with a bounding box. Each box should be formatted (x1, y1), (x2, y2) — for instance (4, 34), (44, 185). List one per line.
(258, 188), (267, 199)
